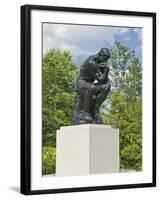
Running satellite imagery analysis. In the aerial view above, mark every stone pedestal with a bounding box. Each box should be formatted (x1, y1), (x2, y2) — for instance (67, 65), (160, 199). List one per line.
(56, 124), (119, 176)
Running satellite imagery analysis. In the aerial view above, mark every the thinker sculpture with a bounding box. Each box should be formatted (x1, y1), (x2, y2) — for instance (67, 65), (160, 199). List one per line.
(72, 48), (111, 125)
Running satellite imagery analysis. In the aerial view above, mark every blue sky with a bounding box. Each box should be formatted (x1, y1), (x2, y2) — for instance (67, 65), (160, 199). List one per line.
(43, 23), (142, 64)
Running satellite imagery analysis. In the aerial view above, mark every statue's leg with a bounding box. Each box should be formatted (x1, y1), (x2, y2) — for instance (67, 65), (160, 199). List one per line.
(72, 79), (95, 124)
(96, 81), (111, 108)
(91, 81), (111, 124)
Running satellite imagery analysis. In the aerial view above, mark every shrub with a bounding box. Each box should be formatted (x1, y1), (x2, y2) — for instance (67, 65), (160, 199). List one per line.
(42, 146), (56, 175)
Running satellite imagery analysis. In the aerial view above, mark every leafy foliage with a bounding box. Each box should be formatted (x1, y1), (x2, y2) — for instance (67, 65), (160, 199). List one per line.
(102, 41), (142, 171)
(42, 49), (78, 175)
(42, 49), (78, 147)
(42, 146), (56, 175)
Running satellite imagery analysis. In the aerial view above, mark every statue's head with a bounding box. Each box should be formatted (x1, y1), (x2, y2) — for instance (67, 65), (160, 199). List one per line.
(98, 48), (111, 62)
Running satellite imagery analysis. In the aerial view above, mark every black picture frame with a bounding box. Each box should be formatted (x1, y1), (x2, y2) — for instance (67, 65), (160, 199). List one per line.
(21, 4), (156, 195)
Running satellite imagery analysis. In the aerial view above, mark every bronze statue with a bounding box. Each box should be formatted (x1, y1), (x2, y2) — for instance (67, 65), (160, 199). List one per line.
(72, 48), (111, 125)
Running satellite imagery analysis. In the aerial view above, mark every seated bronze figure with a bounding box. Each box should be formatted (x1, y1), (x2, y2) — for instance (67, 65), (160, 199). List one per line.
(72, 48), (111, 125)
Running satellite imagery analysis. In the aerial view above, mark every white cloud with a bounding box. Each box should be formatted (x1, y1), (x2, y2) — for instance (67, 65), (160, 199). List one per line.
(133, 28), (142, 41)
(117, 28), (129, 35)
(43, 23), (131, 63)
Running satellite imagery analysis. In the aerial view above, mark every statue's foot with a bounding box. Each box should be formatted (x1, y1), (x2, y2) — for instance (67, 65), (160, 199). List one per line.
(83, 111), (93, 123)
(94, 117), (103, 124)
(92, 107), (103, 124)
(73, 111), (93, 124)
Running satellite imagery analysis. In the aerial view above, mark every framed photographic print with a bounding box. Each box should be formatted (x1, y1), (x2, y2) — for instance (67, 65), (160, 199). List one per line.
(21, 4), (156, 195)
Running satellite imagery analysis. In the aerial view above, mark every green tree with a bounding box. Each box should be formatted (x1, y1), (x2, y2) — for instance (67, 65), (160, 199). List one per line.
(111, 41), (142, 101)
(42, 146), (56, 175)
(103, 41), (142, 171)
(42, 49), (78, 147)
